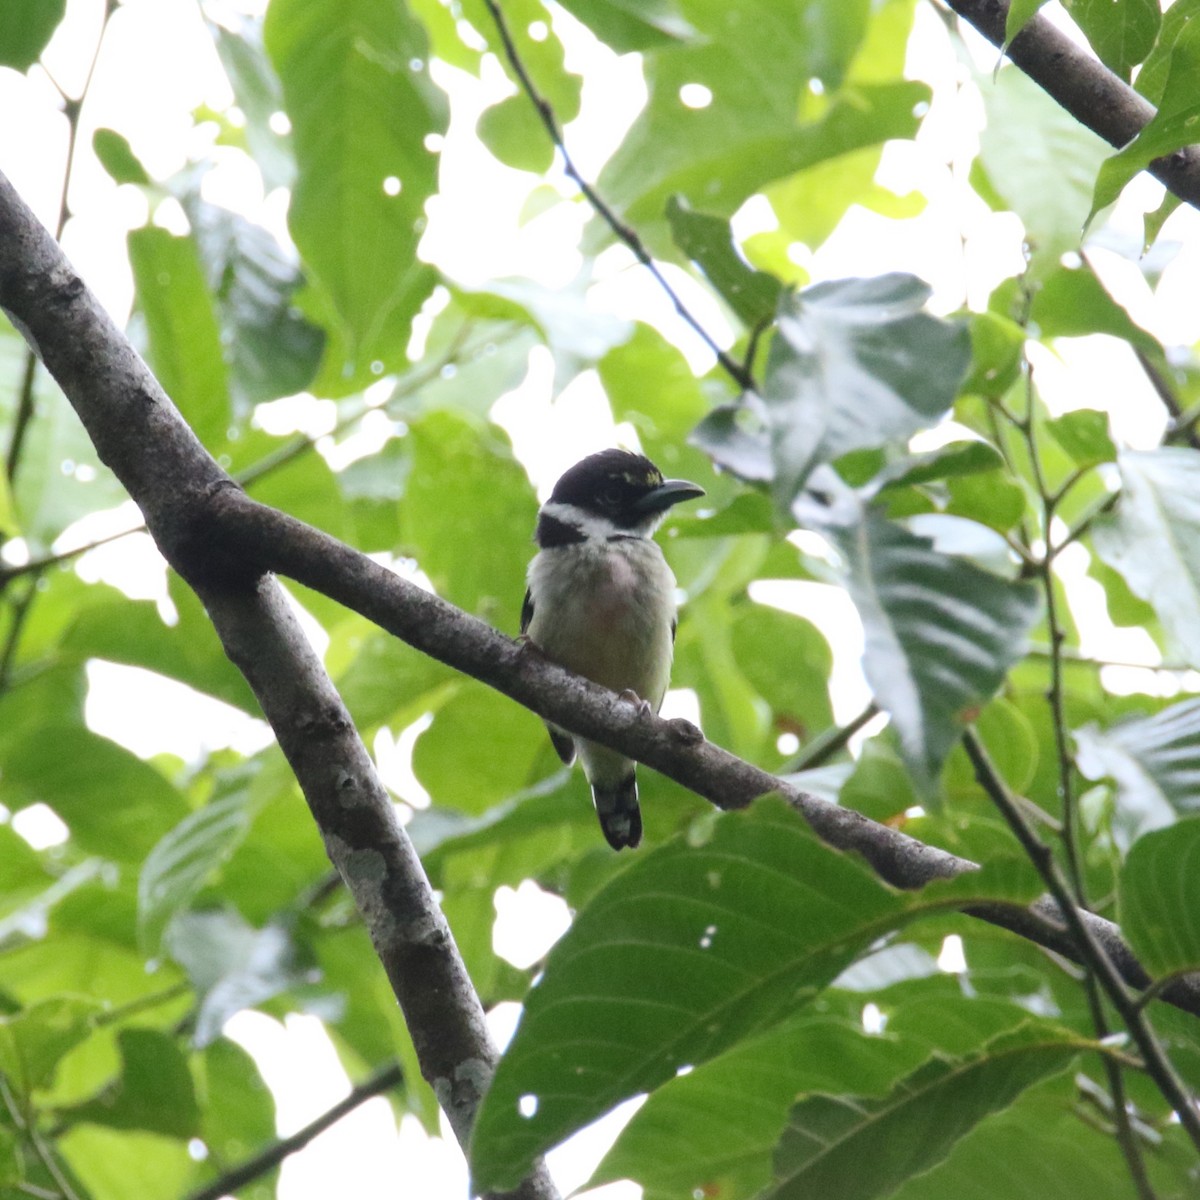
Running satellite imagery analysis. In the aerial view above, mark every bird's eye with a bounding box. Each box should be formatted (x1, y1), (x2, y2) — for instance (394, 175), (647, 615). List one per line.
(600, 486), (623, 505)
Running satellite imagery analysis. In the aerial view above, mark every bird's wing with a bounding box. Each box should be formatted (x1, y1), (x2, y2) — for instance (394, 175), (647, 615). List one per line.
(671, 615), (677, 643)
(520, 588), (534, 636)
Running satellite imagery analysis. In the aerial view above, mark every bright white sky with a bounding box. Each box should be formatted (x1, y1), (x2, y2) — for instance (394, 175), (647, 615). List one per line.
(5, 0), (1200, 1196)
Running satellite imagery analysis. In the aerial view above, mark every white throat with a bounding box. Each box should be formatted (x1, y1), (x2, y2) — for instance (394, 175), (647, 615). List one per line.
(539, 500), (661, 542)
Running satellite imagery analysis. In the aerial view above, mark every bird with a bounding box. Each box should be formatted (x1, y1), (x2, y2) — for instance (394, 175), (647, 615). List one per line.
(521, 449), (705, 849)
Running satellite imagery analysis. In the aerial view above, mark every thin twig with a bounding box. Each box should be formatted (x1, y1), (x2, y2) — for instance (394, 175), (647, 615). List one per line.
(0, 525), (145, 586)
(787, 701), (880, 773)
(0, 1076), (84, 1200)
(6, 2), (111, 490)
(479, 0), (757, 394)
(4, 352), (40, 488)
(93, 981), (191, 1028)
(1025, 644), (1192, 673)
(1049, 489), (1120, 561)
(184, 1063), (403, 1200)
(964, 729), (1200, 1154)
(0, 579), (39, 691)
(1135, 348), (1200, 452)
(1009, 366), (1155, 1192)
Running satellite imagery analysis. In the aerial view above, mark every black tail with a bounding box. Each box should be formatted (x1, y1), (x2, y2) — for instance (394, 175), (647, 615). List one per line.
(592, 775), (642, 850)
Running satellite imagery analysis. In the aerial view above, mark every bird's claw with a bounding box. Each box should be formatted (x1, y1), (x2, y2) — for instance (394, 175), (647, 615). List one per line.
(618, 688), (654, 717)
(667, 717), (704, 745)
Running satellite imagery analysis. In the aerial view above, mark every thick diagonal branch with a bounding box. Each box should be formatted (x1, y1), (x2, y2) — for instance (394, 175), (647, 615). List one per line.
(0, 170), (556, 1200)
(945, 0), (1200, 208)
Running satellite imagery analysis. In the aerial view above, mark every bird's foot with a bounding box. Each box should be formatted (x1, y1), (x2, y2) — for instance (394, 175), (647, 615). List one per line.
(517, 633), (545, 657)
(667, 717), (704, 745)
(618, 688), (654, 717)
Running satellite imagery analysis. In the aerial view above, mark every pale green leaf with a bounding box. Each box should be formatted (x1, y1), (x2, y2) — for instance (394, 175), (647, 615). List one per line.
(976, 69), (1108, 272)
(1120, 819), (1200, 978)
(265, 0), (447, 387)
(0, 997), (99, 1098)
(138, 790), (260, 954)
(1071, 0), (1159, 80)
(1092, 449), (1200, 666)
(165, 910), (304, 1047)
(1089, 17), (1200, 222)
(127, 226), (232, 451)
(1076, 698), (1200, 845)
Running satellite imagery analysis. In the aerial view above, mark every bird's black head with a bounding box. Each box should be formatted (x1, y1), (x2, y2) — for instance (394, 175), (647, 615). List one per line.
(540, 449), (705, 540)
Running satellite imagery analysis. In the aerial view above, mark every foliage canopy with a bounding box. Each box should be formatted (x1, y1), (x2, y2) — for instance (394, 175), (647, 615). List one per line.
(4, 0), (1200, 1198)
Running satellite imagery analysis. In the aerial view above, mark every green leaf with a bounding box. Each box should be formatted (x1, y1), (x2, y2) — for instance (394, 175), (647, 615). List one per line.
(1144, 190), (1183, 250)
(92, 129), (151, 186)
(1136, 0), (1200, 105)
(7, 381), (125, 547)
(59, 1126), (193, 1200)
(138, 789), (260, 954)
(476, 94), (554, 174)
(888, 1074), (1168, 1200)
(0, 726), (190, 862)
(767, 1025), (1083, 1200)
(397, 412), (538, 620)
(1070, 0), (1159, 80)
(62, 1029), (201, 1138)
(591, 991), (1064, 1200)
(209, 15), (294, 191)
(62, 579), (258, 714)
(1120, 820), (1200, 979)
(591, 0), (911, 232)
(0, 861), (103, 950)
(1075, 698), (1200, 845)
(552, 0), (696, 52)
(1043, 409), (1116, 468)
(0, 0), (65, 70)
(127, 226), (232, 450)
(666, 196), (781, 328)
(195, 1037), (278, 1171)
(1005, 0), (1051, 44)
(412, 682), (545, 815)
(265, 0), (447, 387)
(182, 198), (324, 412)
(762, 275), (970, 503)
(1031, 263), (1159, 353)
(1089, 16), (1200, 223)
(961, 311), (1025, 400)
(876, 442), (1005, 492)
(0, 997), (99, 1097)
(593, 1015), (929, 1199)
(975, 68), (1108, 272)
(600, 75), (925, 235)
(1092, 449), (1200, 666)
(468, 800), (911, 1191)
(731, 603), (834, 757)
(802, 485), (1041, 792)
(165, 910), (304, 1047)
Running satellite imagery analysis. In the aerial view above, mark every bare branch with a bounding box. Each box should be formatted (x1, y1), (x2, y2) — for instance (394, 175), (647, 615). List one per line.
(185, 1062), (403, 1200)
